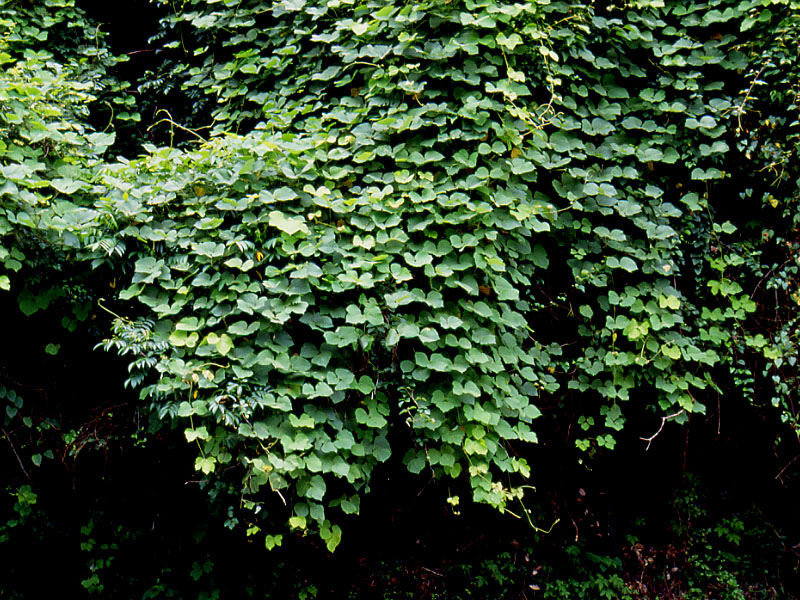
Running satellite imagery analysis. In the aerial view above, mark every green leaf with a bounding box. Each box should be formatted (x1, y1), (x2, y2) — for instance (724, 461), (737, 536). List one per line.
(269, 211), (309, 236)
(530, 244), (548, 269)
(87, 132), (116, 148)
(493, 277), (519, 301)
(216, 334), (234, 356)
(320, 520), (342, 552)
(618, 257), (637, 272)
(185, 427), (210, 442)
(51, 178), (83, 194)
(195, 456), (217, 474)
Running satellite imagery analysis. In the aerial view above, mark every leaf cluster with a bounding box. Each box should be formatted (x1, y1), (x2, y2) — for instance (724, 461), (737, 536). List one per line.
(4, 0), (800, 551)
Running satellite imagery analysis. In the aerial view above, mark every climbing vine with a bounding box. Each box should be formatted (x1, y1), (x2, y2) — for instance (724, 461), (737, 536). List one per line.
(2, 0), (800, 556)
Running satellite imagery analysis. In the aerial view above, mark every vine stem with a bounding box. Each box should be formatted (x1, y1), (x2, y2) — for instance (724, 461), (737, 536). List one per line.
(97, 298), (127, 322)
(2, 428), (31, 482)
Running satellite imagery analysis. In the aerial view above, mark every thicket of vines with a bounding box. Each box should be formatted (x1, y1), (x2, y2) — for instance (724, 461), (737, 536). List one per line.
(2, 0), (800, 597)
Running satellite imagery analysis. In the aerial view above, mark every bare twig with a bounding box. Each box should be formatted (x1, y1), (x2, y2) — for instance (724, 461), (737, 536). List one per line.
(775, 452), (800, 481)
(2, 428), (31, 482)
(564, 497), (579, 542)
(735, 66), (764, 133)
(459, 534), (485, 552)
(640, 410), (685, 450)
(750, 257), (792, 299)
(417, 474), (435, 497)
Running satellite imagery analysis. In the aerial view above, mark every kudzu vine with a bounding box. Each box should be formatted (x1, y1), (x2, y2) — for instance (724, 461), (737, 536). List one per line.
(3, 0), (799, 550)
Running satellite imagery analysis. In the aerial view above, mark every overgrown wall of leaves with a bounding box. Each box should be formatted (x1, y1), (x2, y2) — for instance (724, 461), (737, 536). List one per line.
(2, 0), (800, 553)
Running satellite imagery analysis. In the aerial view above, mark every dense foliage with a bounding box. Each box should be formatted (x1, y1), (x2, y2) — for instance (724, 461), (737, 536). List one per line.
(2, 0), (800, 597)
